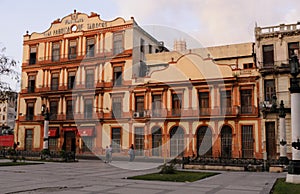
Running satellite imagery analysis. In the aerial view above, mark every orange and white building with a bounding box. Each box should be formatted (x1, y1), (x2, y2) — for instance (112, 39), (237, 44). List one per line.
(16, 11), (263, 159)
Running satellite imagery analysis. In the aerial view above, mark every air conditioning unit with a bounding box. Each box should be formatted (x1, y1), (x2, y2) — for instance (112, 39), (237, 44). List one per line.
(133, 112), (140, 118)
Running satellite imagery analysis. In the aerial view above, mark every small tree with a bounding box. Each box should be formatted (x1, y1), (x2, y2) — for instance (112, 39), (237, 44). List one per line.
(0, 46), (20, 102)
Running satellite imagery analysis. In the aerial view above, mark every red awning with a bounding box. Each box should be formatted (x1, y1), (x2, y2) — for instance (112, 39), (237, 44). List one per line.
(0, 135), (14, 147)
(63, 127), (77, 131)
(48, 128), (58, 137)
(78, 128), (94, 136)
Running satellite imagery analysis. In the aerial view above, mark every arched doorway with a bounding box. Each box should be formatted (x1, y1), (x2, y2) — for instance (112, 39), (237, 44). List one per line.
(197, 126), (212, 157)
(221, 125), (232, 158)
(152, 127), (162, 156)
(170, 126), (185, 157)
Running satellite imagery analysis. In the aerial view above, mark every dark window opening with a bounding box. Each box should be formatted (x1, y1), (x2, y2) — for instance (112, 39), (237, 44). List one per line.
(29, 47), (36, 65)
(51, 73), (59, 91)
(86, 38), (95, 57)
(112, 128), (121, 153)
(52, 42), (60, 62)
(50, 101), (58, 120)
(84, 99), (93, 119)
(26, 102), (34, 121)
(68, 72), (76, 89)
(199, 92), (210, 115)
(172, 94), (182, 116)
(113, 66), (122, 86)
(262, 45), (274, 67)
(85, 69), (94, 88)
(113, 32), (124, 55)
(112, 97), (122, 118)
(28, 76), (35, 93)
(240, 89), (252, 114)
(66, 100), (73, 120)
(264, 80), (276, 101)
(68, 40), (77, 59)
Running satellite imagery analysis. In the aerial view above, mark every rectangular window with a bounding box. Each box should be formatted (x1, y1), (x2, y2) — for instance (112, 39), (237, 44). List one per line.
(111, 128), (121, 153)
(26, 102), (34, 121)
(52, 42), (60, 62)
(240, 90), (252, 114)
(112, 97), (122, 118)
(135, 96), (145, 117)
(262, 44), (274, 67)
(49, 138), (58, 151)
(86, 38), (95, 57)
(66, 100), (73, 120)
(85, 69), (94, 88)
(134, 127), (144, 156)
(68, 40), (77, 59)
(28, 75), (35, 93)
(68, 71), (76, 89)
(84, 99), (93, 119)
(25, 129), (33, 151)
(264, 80), (276, 101)
(288, 42), (299, 59)
(220, 91), (232, 114)
(51, 73), (59, 91)
(242, 125), (254, 158)
(243, 63), (253, 69)
(172, 94), (182, 116)
(50, 101), (58, 120)
(140, 38), (145, 53)
(29, 46), (36, 65)
(149, 44), (152, 54)
(199, 92), (210, 115)
(113, 66), (122, 86)
(113, 32), (124, 55)
(152, 95), (162, 117)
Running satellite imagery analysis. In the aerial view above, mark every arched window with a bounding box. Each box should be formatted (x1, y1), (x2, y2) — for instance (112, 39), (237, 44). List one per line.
(152, 127), (162, 156)
(221, 126), (232, 158)
(170, 126), (185, 157)
(197, 126), (212, 157)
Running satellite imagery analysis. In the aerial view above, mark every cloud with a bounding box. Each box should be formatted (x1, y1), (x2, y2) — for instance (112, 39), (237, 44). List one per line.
(113, 0), (300, 47)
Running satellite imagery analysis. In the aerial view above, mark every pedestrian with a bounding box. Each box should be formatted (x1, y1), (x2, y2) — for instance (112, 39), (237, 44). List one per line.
(128, 144), (135, 162)
(108, 144), (113, 163)
(105, 146), (110, 163)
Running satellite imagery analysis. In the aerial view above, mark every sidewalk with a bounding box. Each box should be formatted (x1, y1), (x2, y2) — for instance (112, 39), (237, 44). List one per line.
(0, 159), (286, 194)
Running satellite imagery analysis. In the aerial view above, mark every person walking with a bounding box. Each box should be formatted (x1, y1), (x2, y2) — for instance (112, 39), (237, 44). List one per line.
(128, 144), (135, 162)
(108, 144), (113, 163)
(105, 146), (110, 163)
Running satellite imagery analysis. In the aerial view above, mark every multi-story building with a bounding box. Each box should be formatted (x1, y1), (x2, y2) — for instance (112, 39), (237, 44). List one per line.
(254, 22), (300, 160)
(16, 10), (165, 153)
(0, 92), (17, 133)
(16, 10), (263, 159)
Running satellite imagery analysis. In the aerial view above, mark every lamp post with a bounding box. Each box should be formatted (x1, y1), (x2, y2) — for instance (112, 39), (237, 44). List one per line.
(287, 53), (300, 183)
(279, 100), (288, 165)
(41, 104), (50, 157)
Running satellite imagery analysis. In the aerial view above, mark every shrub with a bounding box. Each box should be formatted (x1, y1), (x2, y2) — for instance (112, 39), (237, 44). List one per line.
(158, 163), (176, 174)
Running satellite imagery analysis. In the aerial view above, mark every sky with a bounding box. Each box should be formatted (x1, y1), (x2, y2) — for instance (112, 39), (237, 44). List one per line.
(1, 0), (300, 88)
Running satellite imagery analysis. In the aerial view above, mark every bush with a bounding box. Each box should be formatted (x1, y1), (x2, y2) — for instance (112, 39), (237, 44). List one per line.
(158, 163), (176, 174)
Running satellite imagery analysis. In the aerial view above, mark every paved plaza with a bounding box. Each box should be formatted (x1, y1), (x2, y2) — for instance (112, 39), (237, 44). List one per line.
(0, 159), (285, 194)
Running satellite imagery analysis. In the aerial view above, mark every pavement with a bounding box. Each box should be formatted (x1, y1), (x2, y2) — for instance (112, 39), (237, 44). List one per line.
(0, 158), (286, 194)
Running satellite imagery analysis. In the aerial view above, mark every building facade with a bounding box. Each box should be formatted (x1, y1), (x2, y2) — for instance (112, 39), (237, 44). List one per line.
(16, 11), (264, 159)
(0, 92), (17, 133)
(255, 22), (300, 160)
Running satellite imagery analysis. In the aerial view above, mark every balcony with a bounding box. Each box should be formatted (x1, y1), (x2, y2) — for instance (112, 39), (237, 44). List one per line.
(199, 107), (211, 116)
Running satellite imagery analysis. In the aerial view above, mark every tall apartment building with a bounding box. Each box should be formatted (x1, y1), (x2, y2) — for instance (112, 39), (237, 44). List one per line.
(255, 22), (300, 160)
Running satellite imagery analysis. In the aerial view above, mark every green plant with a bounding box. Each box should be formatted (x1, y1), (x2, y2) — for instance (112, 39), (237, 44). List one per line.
(158, 163), (176, 174)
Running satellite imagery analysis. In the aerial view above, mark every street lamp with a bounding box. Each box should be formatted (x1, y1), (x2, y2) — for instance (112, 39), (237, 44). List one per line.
(287, 53), (300, 183)
(41, 104), (50, 158)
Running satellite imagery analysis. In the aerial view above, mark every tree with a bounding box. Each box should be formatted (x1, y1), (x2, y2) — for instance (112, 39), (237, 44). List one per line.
(0, 46), (20, 102)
